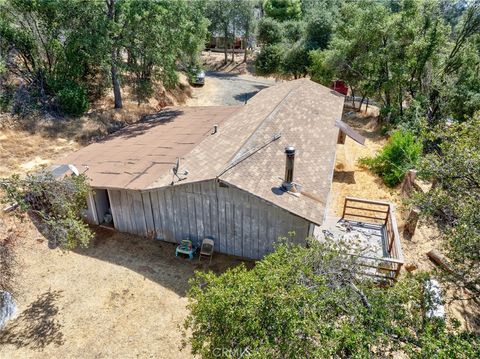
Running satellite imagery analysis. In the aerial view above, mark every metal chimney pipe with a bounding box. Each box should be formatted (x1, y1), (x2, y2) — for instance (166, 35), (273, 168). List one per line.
(283, 146), (295, 190)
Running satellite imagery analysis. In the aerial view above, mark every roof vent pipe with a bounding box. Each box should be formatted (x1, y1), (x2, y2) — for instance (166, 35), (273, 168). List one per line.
(212, 124), (218, 135)
(283, 146), (295, 191)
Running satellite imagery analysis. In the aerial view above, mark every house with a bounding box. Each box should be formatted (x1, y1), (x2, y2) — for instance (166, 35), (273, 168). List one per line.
(59, 79), (366, 260)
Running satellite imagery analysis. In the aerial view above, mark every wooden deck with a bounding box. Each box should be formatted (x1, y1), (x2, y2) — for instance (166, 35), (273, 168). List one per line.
(318, 197), (404, 281)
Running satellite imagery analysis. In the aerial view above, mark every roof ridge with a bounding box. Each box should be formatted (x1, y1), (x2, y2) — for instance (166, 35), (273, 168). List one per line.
(218, 81), (305, 176)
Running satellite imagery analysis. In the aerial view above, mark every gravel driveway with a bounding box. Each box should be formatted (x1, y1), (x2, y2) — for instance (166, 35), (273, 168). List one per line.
(186, 71), (276, 106)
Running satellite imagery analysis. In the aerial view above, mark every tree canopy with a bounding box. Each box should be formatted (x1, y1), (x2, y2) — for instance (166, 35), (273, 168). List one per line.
(205, 0), (256, 64)
(413, 114), (480, 294)
(254, 0), (338, 78)
(309, 0), (480, 128)
(263, 0), (302, 21)
(185, 240), (480, 358)
(0, 0), (208, 115)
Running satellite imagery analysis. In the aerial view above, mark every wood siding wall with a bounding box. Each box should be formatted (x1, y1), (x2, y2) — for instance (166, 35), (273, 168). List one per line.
(106, 180), (310, 259)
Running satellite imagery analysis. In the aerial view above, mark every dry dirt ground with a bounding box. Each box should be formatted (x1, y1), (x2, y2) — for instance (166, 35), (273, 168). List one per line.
(0, 217), (249, 358)
(1, 73), (478, 358)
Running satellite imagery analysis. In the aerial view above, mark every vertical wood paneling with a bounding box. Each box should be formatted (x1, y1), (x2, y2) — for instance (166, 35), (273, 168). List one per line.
(257, 206), (268, 259)
(163, 189), (175, 242)
(150, 190), (161, 236)
(180, 191), (190, 240)
(202, 196), (211, 237)
(110, 180), (309, 259)
(156, 190), (166, 238)
(233, 188), (243, 257)
(133, 191), (147, 236)
(210, 198), (220, 252)
(108, 190), (123, 231)
(172, 187), (183, 240)
(225, 198), (234, 255)
(142, 191), (155, 235)
(266, 207), (277, 254)
(250, 201), (259, 259)
(217, 189), (227, 254)
(186, 192), (198, 242)
(121, 190), (132, 234)
(194, 193), (204, 243)
(242, 196), (251, 258)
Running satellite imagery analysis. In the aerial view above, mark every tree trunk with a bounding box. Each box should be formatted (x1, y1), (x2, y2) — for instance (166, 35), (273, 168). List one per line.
(359, 95), (365, 112)
(231, 23), (235, 63)
(111, 56), (122, 109)
(223, 26), (228, 64)
(107, 0), (122, 109)
(243, 35), (248, 63)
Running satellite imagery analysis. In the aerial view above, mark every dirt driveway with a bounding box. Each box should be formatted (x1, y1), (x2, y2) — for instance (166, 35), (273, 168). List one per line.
(0, 223), (248, 358)
(186, 71), (275, 106)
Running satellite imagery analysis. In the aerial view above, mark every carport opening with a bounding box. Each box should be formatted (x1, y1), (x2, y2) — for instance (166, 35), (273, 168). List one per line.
(94, 189), (114, 228)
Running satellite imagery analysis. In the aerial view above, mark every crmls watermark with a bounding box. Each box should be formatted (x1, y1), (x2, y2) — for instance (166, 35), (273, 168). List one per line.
(212, 347), (251, 358)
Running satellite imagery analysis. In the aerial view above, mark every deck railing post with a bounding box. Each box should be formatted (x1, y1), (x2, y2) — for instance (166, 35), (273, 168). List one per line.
(342, 197), (348, 219)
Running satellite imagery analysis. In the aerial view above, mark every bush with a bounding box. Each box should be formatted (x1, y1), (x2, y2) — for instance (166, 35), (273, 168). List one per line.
(263, 0), (302, 21)
(257, 17), (283, 45)
(255, 44), (284, 76)
(305, 13), (333, 50)
(309, 49), (335, 85)
(281, 20), (304, 42)
(56, 82), (89, 116)
(360, 130), (422, 187)
(281, 41), (310, 78)
(0, 171), (94, 249)
(0, 84), (14, 112)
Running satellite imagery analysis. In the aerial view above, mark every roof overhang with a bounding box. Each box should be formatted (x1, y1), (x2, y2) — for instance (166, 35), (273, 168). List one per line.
(335, 119), (365, 145)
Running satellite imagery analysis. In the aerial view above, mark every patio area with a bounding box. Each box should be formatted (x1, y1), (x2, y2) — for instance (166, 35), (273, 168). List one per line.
(317, 197), (404, 281)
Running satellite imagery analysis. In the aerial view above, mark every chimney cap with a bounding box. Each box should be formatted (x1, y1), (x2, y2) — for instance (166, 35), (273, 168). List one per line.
(285, 146), (295, 155)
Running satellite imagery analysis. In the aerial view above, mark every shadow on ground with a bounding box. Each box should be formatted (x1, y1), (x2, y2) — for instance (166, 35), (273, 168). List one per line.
(233, 90), (261, 103)
(0, 289), (64, 350)
(74, 227), (253, 297)
(333, 171), (356, 184)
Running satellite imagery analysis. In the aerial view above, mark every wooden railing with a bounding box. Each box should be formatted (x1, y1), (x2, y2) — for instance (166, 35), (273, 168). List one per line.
(341, 197), (404, 281)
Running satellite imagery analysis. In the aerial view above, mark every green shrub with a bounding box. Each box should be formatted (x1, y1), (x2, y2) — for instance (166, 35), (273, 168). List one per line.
(256, 17), (283, 45)
(281, 20), (304, 42)
(0, 87), (13, 112)
(281, 41), (310, 78)
(56, 82), (89, 116)
(255, 44), (284, 76)
(360, 130), (422, 187)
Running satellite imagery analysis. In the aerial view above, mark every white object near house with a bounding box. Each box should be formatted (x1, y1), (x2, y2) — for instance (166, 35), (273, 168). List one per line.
(425, 279), (445, 319)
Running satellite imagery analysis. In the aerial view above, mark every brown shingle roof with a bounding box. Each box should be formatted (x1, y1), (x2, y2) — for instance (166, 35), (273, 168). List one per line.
(149, 79), (345, 225)
(61, 106), (239, 190)
(60, 79), (348, 225)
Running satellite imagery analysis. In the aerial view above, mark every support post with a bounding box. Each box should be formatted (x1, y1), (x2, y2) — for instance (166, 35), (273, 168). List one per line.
(401, 169), (417, 196)
(404, 207), (420, 239)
